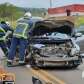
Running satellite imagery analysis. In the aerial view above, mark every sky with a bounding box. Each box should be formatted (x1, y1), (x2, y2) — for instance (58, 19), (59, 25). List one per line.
(0, 0), (84, 8)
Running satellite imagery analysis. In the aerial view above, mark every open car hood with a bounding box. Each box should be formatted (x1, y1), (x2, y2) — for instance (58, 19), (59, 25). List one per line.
(30, 19), (74, 36)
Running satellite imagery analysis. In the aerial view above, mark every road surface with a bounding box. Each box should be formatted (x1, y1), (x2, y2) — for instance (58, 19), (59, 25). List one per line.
(45, 59), (84, 84)
(1, 61), (32, 84)
(1, 59), (84, 84)
(0, 40), (84, 84)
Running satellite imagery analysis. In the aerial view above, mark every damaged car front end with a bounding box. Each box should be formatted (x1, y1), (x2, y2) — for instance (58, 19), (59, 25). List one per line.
(28, 20), (82, 68)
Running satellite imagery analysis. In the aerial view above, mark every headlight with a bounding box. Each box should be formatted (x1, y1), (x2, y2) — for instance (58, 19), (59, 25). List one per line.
(70, 47), (80, 56)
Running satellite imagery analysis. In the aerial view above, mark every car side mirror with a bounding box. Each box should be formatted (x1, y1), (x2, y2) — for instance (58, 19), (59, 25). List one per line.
(75, 33), (82, 38)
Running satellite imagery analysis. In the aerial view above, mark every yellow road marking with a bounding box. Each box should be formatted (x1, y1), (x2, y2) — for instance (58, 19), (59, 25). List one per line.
(40, 69), (66, 84)
(28, 67), (66, 84)
(31, 69), (52, 83)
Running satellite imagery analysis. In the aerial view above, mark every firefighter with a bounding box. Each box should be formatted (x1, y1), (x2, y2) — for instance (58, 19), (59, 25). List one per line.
(0, 21), (13, 54)
(7, 12), (33, 66)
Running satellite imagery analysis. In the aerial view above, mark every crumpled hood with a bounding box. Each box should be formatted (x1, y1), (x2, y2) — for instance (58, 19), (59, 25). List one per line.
(30, 19), (74, 36)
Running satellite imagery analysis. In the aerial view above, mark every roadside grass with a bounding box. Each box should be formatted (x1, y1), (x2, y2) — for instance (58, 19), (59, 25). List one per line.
(75, 16), (84, 27)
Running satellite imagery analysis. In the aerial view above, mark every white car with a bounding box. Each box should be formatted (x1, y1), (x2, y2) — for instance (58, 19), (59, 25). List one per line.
(29, 19), (82, 68)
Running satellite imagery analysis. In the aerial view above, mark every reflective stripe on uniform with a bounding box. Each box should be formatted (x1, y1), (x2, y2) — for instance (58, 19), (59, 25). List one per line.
(0, 26), (6, 41)
(0, 26), (6, 34)
(22, 23), (28, 39)
(13, 23), (29, 39)
(13, 34), (27, 39)
(0, 37), (4, 41)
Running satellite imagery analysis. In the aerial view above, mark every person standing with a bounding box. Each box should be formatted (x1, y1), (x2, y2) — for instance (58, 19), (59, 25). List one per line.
(7, 12), (33, 66)
(0, 21), (13, 54)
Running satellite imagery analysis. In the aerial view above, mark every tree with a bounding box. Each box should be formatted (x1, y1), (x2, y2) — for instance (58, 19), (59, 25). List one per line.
(0, 3), (23, 21)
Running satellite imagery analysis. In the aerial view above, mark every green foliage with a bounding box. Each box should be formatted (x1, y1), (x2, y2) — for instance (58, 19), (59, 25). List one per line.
(0, 2), (24, 21)
(0, 2), (47, 21)
(18, 7), (47, 17)
(28, 8), (47, 17)
(0, 2), (47, 28)
(75, 16), (84, 27)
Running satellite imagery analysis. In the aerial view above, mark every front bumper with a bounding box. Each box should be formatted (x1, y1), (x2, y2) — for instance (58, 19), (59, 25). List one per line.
(35, 56), (82, 67)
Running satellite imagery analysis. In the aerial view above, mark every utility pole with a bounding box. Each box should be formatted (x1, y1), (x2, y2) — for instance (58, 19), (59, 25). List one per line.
(50, 0), (52, 8)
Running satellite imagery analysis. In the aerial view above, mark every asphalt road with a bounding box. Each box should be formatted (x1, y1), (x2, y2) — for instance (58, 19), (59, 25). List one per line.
(45, 59), (84, 84)
(1, 61), (32, 84)
(1, 59), (84, 84)
(5, 66), (32, 84)
(0, 40), (84, 84)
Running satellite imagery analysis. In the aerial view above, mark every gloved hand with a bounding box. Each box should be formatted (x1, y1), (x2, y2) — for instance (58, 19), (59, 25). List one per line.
(3, 31), (12, 42)
(5, 31), (12, 38)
